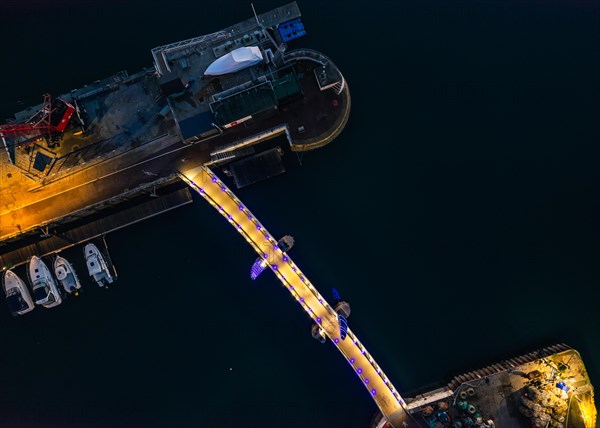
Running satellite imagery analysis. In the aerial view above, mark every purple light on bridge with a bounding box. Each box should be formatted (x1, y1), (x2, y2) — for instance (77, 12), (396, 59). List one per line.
(289, 285), (294, 290)
(274, 244), (279, 249)
(239, 205), (244, 210)
(263, 254), (268, 259)
(300, 276), (305, 282)
(248, 215), (253, 220)
(211, 177), (217, 183)
(364, 379), (370, 384)
(219, 206), (224, 211)
(300, 297), (304, 302)
(371, 389), (377, 396)
(361, 350), (366, 355)
(265, 235), (270, 240)
(318, 299), (323, 303)
(333, 338), (339, 344)
(256, 225), (261, 230)
(237, 225), (242, 229)
(282, 256), (288, 262)
(227, 215), (233, 220)
(292, 267), (297, 272)
(384, 380), (388, 385)
(349, 358), (355, 364)
(357, 368), (363, 374)
(221, 186), (226, 191)
(272, 265), (278, 270)
(317, 317), (322, 323)
(199, 188), (204, 193)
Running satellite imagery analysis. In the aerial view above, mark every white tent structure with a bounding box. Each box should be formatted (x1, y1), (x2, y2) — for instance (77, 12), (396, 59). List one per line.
(204, 46), (264, 76)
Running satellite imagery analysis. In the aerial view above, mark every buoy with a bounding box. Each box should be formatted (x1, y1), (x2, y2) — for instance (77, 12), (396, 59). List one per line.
(466, 387), (475, 397)
(468, 404), (477, 414)
(459, 390), (468, 400)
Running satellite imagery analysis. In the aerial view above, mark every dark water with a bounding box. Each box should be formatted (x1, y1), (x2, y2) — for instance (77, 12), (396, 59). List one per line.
(1, 1), (599, 427)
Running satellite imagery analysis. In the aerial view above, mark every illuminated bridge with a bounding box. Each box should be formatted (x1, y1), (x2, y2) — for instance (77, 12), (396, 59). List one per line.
(179, 166), (420, 428)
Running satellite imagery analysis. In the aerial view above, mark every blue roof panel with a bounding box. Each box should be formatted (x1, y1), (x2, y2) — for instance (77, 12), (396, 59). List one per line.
(278, 18), (306, 43)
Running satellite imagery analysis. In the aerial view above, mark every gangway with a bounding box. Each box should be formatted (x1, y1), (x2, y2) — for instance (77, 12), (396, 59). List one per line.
(178, 166), (422, 428)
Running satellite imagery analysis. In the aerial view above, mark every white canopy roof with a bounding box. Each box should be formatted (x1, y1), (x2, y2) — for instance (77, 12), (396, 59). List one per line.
(204, 46), (263, 76)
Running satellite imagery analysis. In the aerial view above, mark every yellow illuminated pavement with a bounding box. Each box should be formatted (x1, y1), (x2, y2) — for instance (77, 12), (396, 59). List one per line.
(179, 166), (417, 428)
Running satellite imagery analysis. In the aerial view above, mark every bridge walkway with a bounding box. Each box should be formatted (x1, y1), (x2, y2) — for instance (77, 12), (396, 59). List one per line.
(178, 166), (421, 428)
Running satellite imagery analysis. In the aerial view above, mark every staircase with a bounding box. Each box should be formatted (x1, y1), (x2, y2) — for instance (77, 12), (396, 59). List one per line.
(210, 146), (256, 164)
(210, 151), (236, 163)
(332, 79), (345, 95)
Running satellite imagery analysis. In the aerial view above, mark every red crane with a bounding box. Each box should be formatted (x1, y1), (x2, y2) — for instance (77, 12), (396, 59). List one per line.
(0, 94), (75, 144)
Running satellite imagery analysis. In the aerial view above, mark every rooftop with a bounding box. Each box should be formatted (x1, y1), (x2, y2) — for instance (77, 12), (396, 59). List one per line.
(150, 2), (301, 76)
(154, 2), (305, 135)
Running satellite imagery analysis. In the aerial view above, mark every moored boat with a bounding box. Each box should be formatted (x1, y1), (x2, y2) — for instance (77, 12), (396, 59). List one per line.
(28, 256), (62, 308)
(2, 269), (35, 316)
(54, 255), (81, 295)
(84, 243), (114, 287)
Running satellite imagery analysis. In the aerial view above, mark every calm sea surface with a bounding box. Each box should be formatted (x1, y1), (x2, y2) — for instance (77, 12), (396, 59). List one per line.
(1, 1), (599, 427)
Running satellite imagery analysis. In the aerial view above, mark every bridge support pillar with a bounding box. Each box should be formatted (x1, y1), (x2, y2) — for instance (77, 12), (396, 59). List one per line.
(387, 408), (422, 428)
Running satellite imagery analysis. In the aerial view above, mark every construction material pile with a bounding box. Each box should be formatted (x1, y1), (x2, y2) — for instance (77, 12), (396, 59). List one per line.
(519, 384), (569, 428)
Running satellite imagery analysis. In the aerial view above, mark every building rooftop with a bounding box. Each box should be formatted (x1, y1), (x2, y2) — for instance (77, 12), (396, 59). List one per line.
(150, 2), (301, 76)
(153, 2), (305, 136)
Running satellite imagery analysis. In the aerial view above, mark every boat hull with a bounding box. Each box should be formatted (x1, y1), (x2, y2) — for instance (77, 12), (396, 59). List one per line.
(2, 270), (34, 316)
(28, 256), (62, 308)
(84, 243), (114, 287)
(54, 256), (81, 294)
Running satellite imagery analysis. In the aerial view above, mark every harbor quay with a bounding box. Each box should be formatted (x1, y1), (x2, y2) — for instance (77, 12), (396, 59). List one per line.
(372, 345), (596, 428)
(0, 2), (349, 267)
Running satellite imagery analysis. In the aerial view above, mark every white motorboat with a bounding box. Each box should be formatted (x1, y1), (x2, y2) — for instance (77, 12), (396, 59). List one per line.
(84, 243), (114, 287)
(28, 256), (62, 308)
(2, 269), (34, 316)
(204, 46), (263, 76)
(54, 255), (81, 295)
